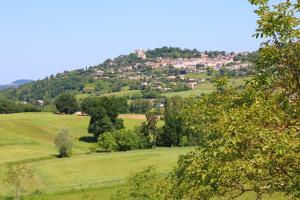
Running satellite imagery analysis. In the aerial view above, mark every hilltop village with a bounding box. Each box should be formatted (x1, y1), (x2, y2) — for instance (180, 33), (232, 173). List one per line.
(1, 47), (256, 103)
(91, 48), (253, 91)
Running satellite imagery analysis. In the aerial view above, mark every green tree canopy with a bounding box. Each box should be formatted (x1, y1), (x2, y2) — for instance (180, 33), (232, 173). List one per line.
(55, 93), (79, 114)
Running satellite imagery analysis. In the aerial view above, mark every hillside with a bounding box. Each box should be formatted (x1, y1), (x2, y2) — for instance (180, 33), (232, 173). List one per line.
(0, 113), (145, 164)
(0, 47), (256, 103)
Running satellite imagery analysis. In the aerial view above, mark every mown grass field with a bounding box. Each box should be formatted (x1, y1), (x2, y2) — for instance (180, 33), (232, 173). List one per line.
(76, 90), (142, 101)
(0, 113), (144, 164)
(0, 112), (192, 200)
(23, 148), (192, 196)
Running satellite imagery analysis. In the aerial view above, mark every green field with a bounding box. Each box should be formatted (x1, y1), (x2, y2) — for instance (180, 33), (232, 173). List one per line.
(76, 90), (142, 100)
(184, 73), (210, 79)
(163, 77), (250, 97)
(101, 89), (141, 97)
(0, 113), (144, 164)
(0, 113), (192, 199)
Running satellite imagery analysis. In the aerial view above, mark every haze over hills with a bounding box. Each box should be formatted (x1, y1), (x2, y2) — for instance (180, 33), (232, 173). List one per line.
(0, 79), (33, 90)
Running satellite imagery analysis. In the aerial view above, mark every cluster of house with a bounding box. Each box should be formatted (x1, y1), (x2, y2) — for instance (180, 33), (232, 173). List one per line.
(92, 49), (250, 90)
(146, 54), (243, 72)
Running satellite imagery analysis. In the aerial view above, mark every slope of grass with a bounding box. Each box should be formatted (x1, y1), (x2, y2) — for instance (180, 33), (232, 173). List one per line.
(25, 185), (121, 200)
(28, 147), (192, 193)
(76, 89), (142, 100)
(0, 113), (145, 164)
(0, 147), (193, 197)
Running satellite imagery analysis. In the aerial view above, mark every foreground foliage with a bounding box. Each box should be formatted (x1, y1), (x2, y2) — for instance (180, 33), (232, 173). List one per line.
(5, 165), (34, 200)
(112, 0), (300, 199)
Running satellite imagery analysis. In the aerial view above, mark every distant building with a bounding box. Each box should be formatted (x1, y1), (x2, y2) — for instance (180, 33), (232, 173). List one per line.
(37, 100), (44, 106)
(135, 49), (146, 59)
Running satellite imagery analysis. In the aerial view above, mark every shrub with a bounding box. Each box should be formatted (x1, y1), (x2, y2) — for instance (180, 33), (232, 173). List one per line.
(114, 129), (140, 151)
(55, 128), (73, 157)
(111, 166), (169, 200)
(98, 132), (118, 152)
(5, 164), (34, 200)
(97, 129), (141, 152)
(0, 97), (21, 113)
(179, 136), (189, 147)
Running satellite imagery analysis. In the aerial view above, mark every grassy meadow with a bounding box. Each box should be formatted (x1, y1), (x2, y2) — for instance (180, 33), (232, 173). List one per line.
(0, 113), (144, 164)
(0, 112), (192, 199)
(163, 77), (249, 98)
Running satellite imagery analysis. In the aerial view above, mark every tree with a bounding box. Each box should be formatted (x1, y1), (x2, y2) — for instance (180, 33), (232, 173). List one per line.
(139, 112), (160, 148)
(0, 97), (20, 114)
(250, 0), (300, 101)
(98, 132), (118, 152)
(55, 93), (79, 114)
(116, 1), (300, 199)
(164, 1), (300, 199)
(114, 129), (140, 151)
(5, 165), (34, 200)
(81, 97), (126, 139)
(206, 66), (214, 76)
(213, 76), (228, 93)
(161, 96), (185, 147)
(130, 99), (152, 114)
(88, 106), (114, 139)
(98, 130), (140, 152)
(55, 128), (73, 157)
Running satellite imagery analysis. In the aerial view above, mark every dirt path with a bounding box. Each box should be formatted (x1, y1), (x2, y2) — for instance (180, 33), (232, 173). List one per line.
(119, 114), (146, 120)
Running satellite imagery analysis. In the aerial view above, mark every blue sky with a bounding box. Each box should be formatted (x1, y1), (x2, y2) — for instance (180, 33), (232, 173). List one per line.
(0, 0), (260, 84)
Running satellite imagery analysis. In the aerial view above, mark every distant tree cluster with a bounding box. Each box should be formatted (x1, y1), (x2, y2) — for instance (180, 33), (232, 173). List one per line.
(146, 47), (202, 59)
(81, 96), (128, 139)
(0, 97), (41, 114)
(234, 51), (258, 63)
(205, 50), (226, 58)
(98, 129), (140, 152)
(130, 99), (152, 114)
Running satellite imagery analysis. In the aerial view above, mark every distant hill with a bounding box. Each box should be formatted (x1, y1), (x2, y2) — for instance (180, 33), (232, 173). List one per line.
(0, 47), (256, 102)
(11, 79), (34, 85)
(0, 79), (33, 90)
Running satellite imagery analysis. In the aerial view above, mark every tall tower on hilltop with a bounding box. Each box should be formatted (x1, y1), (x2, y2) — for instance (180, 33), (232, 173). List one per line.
(135, 48), (146, 59)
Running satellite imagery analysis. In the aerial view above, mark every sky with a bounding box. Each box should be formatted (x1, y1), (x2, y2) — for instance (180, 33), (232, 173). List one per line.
(0, 0), (261, 84)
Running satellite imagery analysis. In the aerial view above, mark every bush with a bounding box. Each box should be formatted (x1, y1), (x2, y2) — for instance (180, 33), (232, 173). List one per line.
(111, 166), (169, 200)
(114, 129), (140, 151)
(98, 132), (118, 152)
(0, 97), (21, 113)
(20, 103), (41, 112)
(179, 136), (189, 147)
(55, 128), (73, 157)
(98, 129), (141, 152)
(141, 90), (160, 99)
(41, 105), (58, 113)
